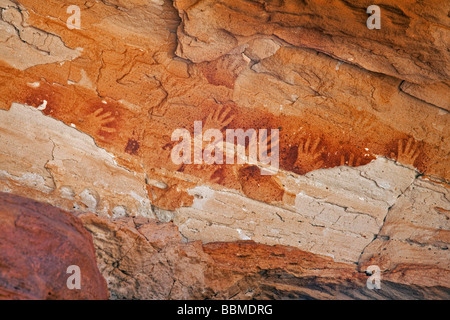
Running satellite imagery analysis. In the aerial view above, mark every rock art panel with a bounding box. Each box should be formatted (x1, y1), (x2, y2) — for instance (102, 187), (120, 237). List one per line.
(0, 0), (448, 300)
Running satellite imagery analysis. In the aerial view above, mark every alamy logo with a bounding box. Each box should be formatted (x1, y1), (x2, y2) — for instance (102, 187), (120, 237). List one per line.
(366, 265), (381, 290)
(366, 5), (381, 29)
(66, 5), (81, 30)
(66, 265), (81, 290)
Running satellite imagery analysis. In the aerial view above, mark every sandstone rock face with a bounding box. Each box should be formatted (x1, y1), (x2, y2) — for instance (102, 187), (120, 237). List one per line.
(0, 0), (449, 299)
(359, 177), (450, 289)
(0, 103), (153, 217)
(0, 1), (81, 70)
(175, 158), (418, 263)
(79, 212), (450, 300)
(0, 192), (108, 299)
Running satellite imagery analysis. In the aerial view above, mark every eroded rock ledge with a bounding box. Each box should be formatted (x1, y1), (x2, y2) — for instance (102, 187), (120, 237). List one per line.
(2, 192), (448, 299)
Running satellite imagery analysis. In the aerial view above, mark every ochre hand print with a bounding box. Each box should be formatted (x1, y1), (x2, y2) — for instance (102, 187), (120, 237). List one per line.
(351, 113), (376, 134)
(392, 137), (420, 166)
(192, 106), (235, 162)
(203, 105), (235, 133)
(294, 136), (324, 174)
(340, 153), (361, 167)
(258, 130), (279, 160)
(85, 107), (117, 136)
(200, 54), (248, 89)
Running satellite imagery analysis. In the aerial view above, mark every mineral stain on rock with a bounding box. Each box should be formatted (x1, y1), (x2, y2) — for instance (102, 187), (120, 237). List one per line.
(125, 138), (140, 155)
(238, 165), (284, 203)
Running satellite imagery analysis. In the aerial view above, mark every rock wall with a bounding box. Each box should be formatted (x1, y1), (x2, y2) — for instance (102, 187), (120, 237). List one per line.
(0, 192), (108, 299)
(0, 0), (448, 299)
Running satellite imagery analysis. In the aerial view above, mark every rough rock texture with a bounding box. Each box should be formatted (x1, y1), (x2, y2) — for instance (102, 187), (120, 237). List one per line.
(0, 0), (81, 70)
(0, 0), (449, 299)
(0, 192), (108, 300)
(359, 177), (450, 289)
(0, 103), (152, 217)
(174, 157), (418, 263)
(79, 212), (450, 300)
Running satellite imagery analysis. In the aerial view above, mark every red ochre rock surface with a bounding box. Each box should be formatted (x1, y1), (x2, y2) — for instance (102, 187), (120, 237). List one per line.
(0, 192), (108, 300)
(0, 1), (448, 210)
